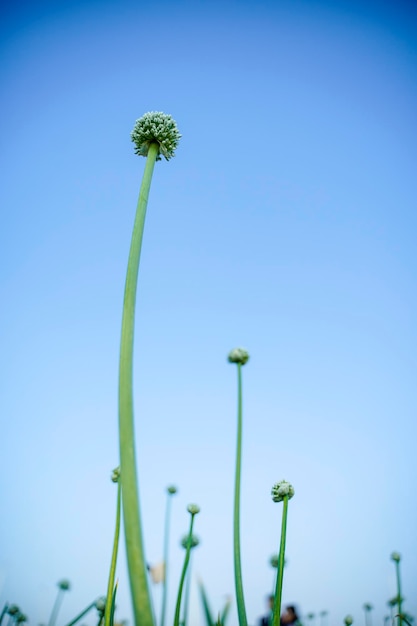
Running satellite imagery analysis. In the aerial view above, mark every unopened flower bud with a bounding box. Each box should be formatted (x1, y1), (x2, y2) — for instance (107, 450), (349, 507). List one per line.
(95, 597), (106, 612)
(167, 485), (178, 495)
(227, 348), (249, 365)
(111, 467), (120, 483)
(58, 579), (71, 591)
(344, 617), (353, 626)
(271, 480), (295, 502)
(187, 504), (200, 515)
(391, 552), (401, 563)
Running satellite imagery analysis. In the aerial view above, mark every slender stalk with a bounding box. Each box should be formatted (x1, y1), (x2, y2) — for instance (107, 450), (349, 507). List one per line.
(395, 562), (402, 626)
(161, 490), (175, 626)
(181, 550), (194, 626)
(233, 363), (247, 626)
(0, 606), (8, 626)
(272, 496), (289, 626)
(118, 141), (159, 626)
(64, 602), (96, 626)
(48, 590), (65, 626)
(174, 515), (197, 626)
(105, 480), (122, 626)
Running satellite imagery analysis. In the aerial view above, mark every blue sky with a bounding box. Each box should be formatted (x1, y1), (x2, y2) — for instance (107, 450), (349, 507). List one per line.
(1, 1), (416, 625)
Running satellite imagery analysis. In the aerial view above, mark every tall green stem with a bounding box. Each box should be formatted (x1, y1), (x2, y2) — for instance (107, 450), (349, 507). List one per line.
(395, 562), (402, 626)
(161, 493), (174, 626)
(48, 590), (64, 626)
(119, 141), (159, 626)
(174, 515), (196, 626)
(105, 480), (121, 626)
(272, 496), (289, 626)
(181, 551), (194, 626)
(233, 363), (247, 626)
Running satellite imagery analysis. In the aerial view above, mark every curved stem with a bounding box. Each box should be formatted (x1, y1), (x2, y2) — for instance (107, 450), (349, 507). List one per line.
(233, 363), (247, 626)
(119, 141), (159, 626)
(160, 494), (173, 626)
(104, 481), (122, 626)
(272, 496), (289, 626)
(174, 516), (196, 626)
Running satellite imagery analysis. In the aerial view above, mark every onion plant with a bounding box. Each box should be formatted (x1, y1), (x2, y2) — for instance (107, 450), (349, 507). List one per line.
(48, 580), (71, 626)
(391, 553), (403, 626)
(118, 112), (180, 626)
(173, 505), (200, 626)
(180, 533), (199, 626)
(320, 610), (329, 626)
(271, 481), (294, 626)
(161, 485), (178, 626)
(228, 347), (250, 626)
(104, 468), (121, 626)
(363, 604), (373, 626)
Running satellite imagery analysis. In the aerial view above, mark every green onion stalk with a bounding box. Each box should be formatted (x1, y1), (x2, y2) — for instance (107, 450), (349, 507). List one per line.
(228, 348), (250, 626)
(173, 505), (200, 626)
(363, 604), (373, 626)
(271, 481), (295, 626)
(180, 533), (200, 626)
(320, 610), (329, 626)
(48, 580), (71, 626)
(160, 485), (178, 626)
(118, 112), (181, 626)
(104, 468), (122, 626)
(390, 553), (403, 626)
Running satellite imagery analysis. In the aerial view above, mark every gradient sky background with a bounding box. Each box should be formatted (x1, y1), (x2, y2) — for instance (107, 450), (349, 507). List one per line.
(1, 0), (416, 625)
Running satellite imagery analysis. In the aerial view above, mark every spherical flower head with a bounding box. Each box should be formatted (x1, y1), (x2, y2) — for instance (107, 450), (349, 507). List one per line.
(363, 604), (373, 612)
(344, 617), (353, 626)
(181, 534), (200, 550)
(58, 579), (71, 591)
(16, 615), (27, 624)
(391, 551), (401, 563)
(271, 480), (295, 502)
(131, 112), (181, 161)
(187, 503), (200, 515)
(227, 348), (249, 365)
(7, 607), (20, 617)
(111, 466), (120, 483)
(167, 485), (178, 495)
(95, 597), (106, 613)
